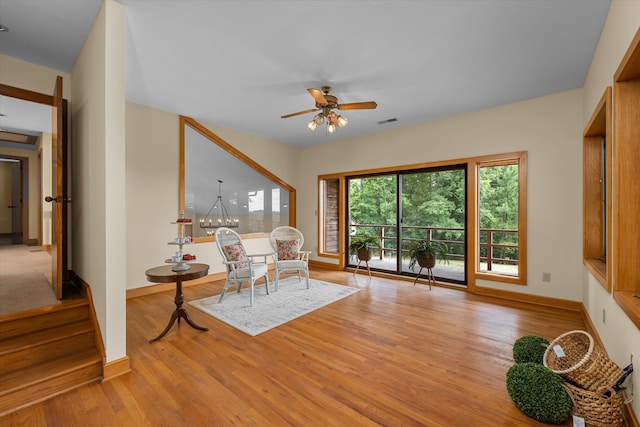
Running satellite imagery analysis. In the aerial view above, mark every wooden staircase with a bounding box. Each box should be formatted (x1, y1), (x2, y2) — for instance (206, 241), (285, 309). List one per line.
(0, 299), (103, 416)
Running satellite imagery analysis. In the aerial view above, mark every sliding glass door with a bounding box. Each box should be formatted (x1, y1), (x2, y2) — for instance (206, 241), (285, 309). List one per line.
(347, 165), (467, 286)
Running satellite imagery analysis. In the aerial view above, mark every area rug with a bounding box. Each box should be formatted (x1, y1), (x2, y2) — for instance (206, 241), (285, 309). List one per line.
(188, 277), (360, 336)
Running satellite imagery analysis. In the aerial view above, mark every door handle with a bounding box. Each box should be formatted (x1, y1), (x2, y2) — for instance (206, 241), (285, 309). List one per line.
(7, 205), (17, 208)
(45, 196), (72, 203)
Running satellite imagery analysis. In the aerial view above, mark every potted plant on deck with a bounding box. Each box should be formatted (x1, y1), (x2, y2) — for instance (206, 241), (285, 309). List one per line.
(349, 235), (381, 262)
(407, 239), (449, 270)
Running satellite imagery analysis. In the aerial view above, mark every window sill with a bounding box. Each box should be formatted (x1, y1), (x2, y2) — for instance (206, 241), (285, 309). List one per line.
(583, 258), (608, 292)
(613, 291), (640, 330)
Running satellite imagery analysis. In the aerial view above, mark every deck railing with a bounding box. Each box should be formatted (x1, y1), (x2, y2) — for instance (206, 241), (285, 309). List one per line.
(350, 224), (518, 272)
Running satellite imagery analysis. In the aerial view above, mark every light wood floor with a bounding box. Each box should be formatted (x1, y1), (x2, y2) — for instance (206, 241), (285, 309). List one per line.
(1, 268), (585, 426)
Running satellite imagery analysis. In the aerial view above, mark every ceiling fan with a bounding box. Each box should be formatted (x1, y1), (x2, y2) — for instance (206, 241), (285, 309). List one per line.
(281, 86), (377, 133)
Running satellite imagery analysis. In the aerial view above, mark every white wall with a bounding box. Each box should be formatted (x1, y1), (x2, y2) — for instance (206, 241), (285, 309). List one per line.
(71, 0), (127, 363)
(581, 0), (640, 417)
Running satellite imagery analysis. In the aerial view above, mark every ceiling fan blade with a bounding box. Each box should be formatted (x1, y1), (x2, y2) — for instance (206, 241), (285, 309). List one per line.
(308, 88), (328, 105)
(280, 108), (318, 119)
(338, 101), (378, 110)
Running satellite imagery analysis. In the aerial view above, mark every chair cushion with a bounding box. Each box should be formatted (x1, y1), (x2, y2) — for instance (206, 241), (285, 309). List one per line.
(276, 239), (300, 260)
(276, 259), (307, 269)
(230, 262), (268, 279)
(223, 243), (248, 268)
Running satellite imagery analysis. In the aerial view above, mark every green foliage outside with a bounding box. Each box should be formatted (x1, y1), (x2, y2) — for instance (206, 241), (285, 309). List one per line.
(348, 165), (519, 261)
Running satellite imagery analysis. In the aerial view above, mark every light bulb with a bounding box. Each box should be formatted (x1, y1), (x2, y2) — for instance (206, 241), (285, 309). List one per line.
(327, 123), (336, 134)
(337, 116), (348, 127)
(314, 113), (324, 125)
(308, 121), (317, 131)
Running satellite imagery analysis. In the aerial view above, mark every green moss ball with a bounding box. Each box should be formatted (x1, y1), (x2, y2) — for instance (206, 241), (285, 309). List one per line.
(506, 363), (572, 424)
(513, 335), (550, 364)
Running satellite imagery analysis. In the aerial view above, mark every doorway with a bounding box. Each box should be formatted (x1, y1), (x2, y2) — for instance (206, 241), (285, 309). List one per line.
(346, 165), (467, 286)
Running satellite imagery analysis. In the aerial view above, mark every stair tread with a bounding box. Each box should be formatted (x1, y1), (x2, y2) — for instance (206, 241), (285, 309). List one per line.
(0, 348), (102, 394)
(0, 320), (94, 355)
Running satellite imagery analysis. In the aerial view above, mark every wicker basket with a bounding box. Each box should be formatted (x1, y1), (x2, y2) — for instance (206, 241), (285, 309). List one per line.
(563, 383), (625, 427)
(543, 330), (623, 391)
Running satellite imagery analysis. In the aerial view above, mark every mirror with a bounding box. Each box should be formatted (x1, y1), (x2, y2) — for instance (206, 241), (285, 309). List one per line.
(180, 116), (295, 240)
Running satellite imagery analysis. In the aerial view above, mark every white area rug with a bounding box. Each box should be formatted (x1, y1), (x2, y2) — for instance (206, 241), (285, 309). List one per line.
(188, 277), (360, 336)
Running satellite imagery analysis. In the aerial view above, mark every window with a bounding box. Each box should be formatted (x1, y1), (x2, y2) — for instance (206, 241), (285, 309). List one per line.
(180, 116), (296, 239)
(319, 152), (527, 286)
(583, 87), (611, 291)
(476, 154), (527, 285)
(319, 177), (340, 256)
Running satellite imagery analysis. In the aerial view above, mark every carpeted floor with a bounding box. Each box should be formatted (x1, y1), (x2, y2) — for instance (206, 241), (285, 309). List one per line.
(0, 244), (60, 316)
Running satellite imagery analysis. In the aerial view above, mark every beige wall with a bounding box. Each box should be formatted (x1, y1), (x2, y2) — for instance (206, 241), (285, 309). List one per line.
(40, 133), (52, 246)
(298, 89), (584, 302)
(71, 0), (127, 362)
(581, 0), (640, 417)
(125, 102), (299, 290)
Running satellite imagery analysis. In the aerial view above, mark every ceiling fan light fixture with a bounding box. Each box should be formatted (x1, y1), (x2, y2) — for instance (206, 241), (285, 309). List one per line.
(337, 115), (348, 127)
(327, 123), (336, 134)
(308, 121), (317, 131)
(313, 113), (324, 125)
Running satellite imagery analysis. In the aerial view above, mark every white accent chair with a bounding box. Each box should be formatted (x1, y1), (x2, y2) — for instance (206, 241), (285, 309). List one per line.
(269, 226), (310, 291)
(214, 227), (273, 306)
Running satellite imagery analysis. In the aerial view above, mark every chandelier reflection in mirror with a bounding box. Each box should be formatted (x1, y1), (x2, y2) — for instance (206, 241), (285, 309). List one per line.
(199, 180), (239, 234)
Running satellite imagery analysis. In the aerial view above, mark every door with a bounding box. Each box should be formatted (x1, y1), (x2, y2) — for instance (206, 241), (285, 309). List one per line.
(50, 76), (66, 299)
(0, 77), (67, 299)
(10, 162), (21, 243)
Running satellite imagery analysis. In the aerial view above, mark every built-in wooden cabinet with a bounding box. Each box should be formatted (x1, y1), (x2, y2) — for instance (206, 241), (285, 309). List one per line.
(583, 87), (611, 291)
(612, 28), (640, 328)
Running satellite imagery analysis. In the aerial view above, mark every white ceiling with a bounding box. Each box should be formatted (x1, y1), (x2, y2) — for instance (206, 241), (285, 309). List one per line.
(0, 0), (611, 148)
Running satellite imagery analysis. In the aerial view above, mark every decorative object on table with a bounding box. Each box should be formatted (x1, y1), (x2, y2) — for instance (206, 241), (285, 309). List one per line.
(214, 227), (273, 307)
(199, 180), (239, 235)
(348, 234), (380, 278)
(406, 239), (448, 289)
(512, 335), (550, 364)
(167, 211), (194, 272)
(506, 362), (572, 424)
(269, 226), (310, 290)
(543, 330), (623, 391)
(189, 277), (360, 336)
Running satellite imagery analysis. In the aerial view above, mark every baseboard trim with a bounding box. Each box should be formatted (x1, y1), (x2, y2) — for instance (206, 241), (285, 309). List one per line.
(473, 285), (582, 312)
(309, 260), (341, 270)
(103, 356), (131, 381)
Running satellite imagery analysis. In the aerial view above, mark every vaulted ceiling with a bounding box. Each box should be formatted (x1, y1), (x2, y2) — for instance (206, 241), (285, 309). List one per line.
(0, 0), (611, 147)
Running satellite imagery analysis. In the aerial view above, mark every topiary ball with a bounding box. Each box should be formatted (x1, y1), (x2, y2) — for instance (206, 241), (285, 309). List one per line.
(506, 363), (572, 424)
(513, 335), (550, 364)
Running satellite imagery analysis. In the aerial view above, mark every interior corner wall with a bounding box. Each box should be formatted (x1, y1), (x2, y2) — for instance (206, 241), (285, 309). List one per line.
(124, 101), (301, 291)
(580, 0), (640, 417)
(299, 88), (584, 302)
(71, 0), (127, 362)
(40, 133), (53, 246)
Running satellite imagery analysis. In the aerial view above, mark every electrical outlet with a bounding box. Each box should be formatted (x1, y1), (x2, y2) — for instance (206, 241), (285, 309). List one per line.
(542, 272), (551, 282)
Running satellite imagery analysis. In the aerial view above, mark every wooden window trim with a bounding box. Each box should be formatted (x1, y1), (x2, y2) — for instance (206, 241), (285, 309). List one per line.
(612, 28), (640, 329)
(583, 87), (612, 291)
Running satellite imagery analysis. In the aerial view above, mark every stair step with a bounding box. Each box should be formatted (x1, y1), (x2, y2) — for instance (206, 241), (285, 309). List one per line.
(0, 321), (96, 376)
(0, 319), (94, 355)
(0, 300), (90, 340)
(0, 348), (102, 416)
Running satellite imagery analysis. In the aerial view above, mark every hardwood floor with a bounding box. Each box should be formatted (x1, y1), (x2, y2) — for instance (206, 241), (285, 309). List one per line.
(0, 268), (586, 426)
